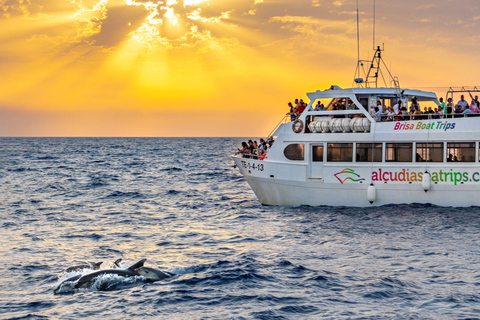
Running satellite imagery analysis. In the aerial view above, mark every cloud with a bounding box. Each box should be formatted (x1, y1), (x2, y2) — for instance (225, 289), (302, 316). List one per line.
(1, 0), (480, 136)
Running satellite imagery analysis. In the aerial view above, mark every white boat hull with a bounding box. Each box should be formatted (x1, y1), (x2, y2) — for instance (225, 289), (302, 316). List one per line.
(233, 156), (480, 207)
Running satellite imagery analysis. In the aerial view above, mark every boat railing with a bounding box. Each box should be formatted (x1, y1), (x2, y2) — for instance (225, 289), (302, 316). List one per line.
(372, 112), (480, 122)
(266, 115), (290, 138)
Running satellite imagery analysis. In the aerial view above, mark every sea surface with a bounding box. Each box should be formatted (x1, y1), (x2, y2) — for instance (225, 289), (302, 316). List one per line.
(1, 137), (480, 320)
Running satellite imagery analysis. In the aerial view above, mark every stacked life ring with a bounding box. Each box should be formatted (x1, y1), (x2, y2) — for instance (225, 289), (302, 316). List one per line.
(292, 119), (304, 133)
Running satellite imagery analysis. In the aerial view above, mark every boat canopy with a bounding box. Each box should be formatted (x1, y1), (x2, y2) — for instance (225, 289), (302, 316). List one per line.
(307, 87), (439, 104)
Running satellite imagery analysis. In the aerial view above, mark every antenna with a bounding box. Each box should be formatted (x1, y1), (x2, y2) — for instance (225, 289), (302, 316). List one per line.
(356, 0), (360, 76)
(372, 0), (376, 50)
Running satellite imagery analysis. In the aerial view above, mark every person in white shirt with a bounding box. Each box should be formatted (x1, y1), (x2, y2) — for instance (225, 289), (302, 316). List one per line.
(456, 95), (469, 112)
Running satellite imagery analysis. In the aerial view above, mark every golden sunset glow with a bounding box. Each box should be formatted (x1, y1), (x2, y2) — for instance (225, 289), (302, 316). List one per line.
(1, 0), (479, 136)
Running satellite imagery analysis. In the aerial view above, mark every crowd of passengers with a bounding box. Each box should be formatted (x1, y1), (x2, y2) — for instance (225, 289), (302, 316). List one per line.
(288, 98), (326, 121)
(287, 93), (480, 122)
(372, 94), (480, 121)
(236, 137), (275, 159)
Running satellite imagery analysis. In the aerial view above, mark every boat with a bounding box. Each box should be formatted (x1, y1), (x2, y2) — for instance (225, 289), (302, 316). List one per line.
(233, 46), (480, 207)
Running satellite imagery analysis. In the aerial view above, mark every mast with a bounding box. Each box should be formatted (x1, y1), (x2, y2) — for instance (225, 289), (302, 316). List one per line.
(353, 0), (398, 89)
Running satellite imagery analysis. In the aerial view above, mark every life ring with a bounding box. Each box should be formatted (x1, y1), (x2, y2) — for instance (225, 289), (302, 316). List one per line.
(260, 153), (267, 160)
(292, 119), (304, 133)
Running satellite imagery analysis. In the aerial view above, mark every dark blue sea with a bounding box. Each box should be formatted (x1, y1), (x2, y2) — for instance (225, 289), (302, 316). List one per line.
(1, 138), (480, 319)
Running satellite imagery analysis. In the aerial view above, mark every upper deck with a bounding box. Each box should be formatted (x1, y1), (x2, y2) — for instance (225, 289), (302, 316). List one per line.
(305, 86), (439, 121)
(273, 86), (480, 142)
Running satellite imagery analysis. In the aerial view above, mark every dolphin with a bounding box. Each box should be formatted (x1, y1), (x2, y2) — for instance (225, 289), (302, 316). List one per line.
(64, 261), (103, 273)
(63, 258), (122, 273)
(54, 259), (172, 294)
(135, 267), (173, 281)
(73, 269), (141, 289)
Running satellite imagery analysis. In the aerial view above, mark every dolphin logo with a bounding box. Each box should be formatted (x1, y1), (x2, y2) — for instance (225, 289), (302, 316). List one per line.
(334, 168), (365, 184)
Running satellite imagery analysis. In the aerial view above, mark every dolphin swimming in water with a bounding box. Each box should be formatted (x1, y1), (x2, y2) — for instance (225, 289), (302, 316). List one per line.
(135, 267), (172, 281)
(54, 259), (172, 294)
(63, 259), (122, 273)
(64, 261), (103, 273)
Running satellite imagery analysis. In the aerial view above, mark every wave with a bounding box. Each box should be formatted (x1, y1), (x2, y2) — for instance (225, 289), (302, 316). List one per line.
(160, 167), (183, 172)
(104, 191), (145, 199)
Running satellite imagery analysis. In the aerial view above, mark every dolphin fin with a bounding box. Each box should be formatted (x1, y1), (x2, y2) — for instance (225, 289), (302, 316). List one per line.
(114, 259), (122, 268)
(127, 259), (147, 271)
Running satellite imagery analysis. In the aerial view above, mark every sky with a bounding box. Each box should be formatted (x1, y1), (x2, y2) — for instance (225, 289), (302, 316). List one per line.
(1, 0), (479, 137)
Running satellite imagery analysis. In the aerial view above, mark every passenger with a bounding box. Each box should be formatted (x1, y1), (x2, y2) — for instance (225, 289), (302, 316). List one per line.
(409, 97), (420, 119)
(411, 97), (420, 110)
(416, 153), (423, 162)
(468, 91), (479, 111)
(459, 95), (470, 111)
(400, 106), (409, 121)
(447, 153), (454, 162)
(470, 100), (480, 113)
(287, 102), (296, 121)
(393, 101), (399, 114)
(237, 142), (251, 158)
(439, 97), (446, 113)
(314, 101), (325, 111)
(258, 138), (268, 154)
(412, 105), (421, 120)
(295, 99), (307, 117)
(374, 101), (383, 120)
(372, 106), (382, 121)
(386, 107), (396, 121)
(253, 140), (259, 159)
(268, 136), (275, 148)
(454, 104), (462, 114)
(347, 100), (356, 110)
(446, 98), (454, 115)
(247, 140), (257, 159)
(380, 105), (388, 121)
(437, 107), (444, 119)
(445, 98), (454, 114)
(456, 95), (469, 112)
(463, 105), (473, 116)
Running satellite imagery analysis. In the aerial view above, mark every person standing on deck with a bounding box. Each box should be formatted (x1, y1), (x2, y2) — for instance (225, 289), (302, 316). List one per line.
(287, 102), (296, 121)
(295, 99), (307, 117)
(446, 98), (454, 114)
(439, 97), (446, 113)
(468, 91), (479, 110)
(456, 95), (469, 112)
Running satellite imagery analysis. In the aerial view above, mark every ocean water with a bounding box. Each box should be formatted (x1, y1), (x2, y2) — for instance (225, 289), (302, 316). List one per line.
(1, 137), (480, 319)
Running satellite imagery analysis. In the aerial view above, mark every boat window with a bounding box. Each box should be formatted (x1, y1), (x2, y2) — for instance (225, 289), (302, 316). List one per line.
(327, 143), (353, 162)
(312, 146), (323, 162)
(356, 143), (382, 162)
(447, 143), (475, 162)
(284, 144), (304, 161)
(416, 143), (443, 162)
(385, 143), (412, 162)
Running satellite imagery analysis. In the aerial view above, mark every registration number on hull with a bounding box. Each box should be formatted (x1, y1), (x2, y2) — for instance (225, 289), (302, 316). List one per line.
(241, 161), (264, 171)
